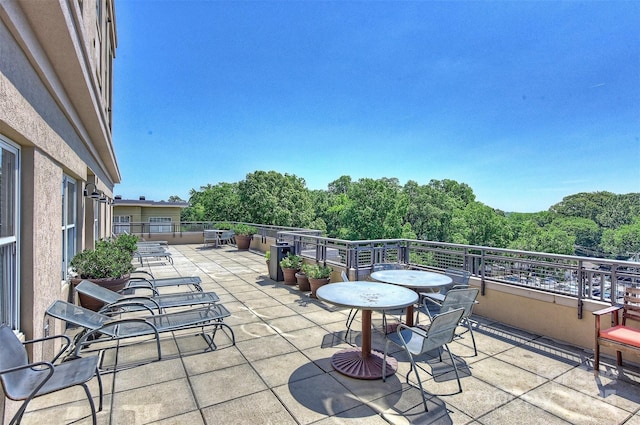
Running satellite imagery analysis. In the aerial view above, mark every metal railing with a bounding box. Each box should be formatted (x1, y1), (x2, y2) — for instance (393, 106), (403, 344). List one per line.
(275, 231), (640, 319)
(114, 221), (640, 318)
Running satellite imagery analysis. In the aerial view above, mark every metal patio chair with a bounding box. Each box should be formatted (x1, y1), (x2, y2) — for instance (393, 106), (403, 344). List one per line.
(75, 279), (220, 314)
(45, 300), (235, 361)
(417, 287), (480, 356)
(382, 308), (465, 412)
(0, 324), (103, 425)
(422, 268), (472, 304)
(124, 270), (203, 294)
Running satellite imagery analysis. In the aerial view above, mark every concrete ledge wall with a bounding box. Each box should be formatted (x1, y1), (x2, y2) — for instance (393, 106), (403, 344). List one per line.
(471, 278), (633, 363)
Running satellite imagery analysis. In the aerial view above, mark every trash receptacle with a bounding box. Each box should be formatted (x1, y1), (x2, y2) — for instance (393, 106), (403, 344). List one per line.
(269, 243), (294, 281)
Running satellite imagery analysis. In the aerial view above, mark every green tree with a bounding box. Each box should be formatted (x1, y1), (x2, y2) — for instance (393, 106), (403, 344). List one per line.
(600, 220), (640, 259)
(451, 202), (511, 247)
(338, 178), (408, 240)
(238, 170), (314, 227)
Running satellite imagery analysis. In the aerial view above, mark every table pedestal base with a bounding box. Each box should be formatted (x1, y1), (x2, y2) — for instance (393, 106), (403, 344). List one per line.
(331, 348), (397, 379)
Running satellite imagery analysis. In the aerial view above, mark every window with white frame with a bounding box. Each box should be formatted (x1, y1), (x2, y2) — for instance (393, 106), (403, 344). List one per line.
(61, 176), (77, 280)
(113, 215), (131, 235)
(0, 137), (20, 330)
(149, 217), (171, 233)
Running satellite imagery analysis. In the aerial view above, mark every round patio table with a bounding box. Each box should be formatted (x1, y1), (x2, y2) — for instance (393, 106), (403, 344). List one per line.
(370, 270), (452, 326)
(316, 281), (418, 379)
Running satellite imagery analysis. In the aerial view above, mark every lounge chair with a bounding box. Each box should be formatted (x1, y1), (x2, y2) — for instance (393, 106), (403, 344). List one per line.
(45, 300), (235, 360)
(0, 324), (103, 425)
(134, 248), (173, 265)
(125, 270), (203, 294)
(75, 279), (220, 314)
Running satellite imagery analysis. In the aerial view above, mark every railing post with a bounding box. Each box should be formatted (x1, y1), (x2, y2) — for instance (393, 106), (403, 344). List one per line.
(480, 249), (486, 296)
(577, 259), (584, 319)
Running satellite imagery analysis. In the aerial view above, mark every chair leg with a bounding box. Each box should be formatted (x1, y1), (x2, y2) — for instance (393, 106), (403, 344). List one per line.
(466, 319), (478, 356)
(407, 352), (429, 412)
(382, 340), (390, 382)
(9, 400), (29, 425)
(81, 383), (98, 425)
(594, 342), (600, 376)
(96, 366), (104, 411)
(445, 344), (462, 393)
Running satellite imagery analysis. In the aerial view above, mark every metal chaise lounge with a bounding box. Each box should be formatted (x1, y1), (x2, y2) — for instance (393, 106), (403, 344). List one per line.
(75, 279), (220, 314)
(125, 270), (203, 294)
(133, 246), (173, 265)
(45, 300), (235, 360)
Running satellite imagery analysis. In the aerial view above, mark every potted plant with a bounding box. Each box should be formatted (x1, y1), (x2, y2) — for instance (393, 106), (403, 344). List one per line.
(279, 253), (302, 285)
(307, 264), (333, 298)
(265, 250), (271, 270)
(69, 234), (138, 310)
(296, 263), (311, 291)
(232, 223), (257, 250)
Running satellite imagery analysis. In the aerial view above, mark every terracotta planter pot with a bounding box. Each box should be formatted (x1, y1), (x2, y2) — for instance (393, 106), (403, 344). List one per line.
(235, 234), (252, 250)
(282, 267), (298, 285)
(71, 275), (130, 311)
(296, 272), (310, 291)
(309, 277), (330, 298)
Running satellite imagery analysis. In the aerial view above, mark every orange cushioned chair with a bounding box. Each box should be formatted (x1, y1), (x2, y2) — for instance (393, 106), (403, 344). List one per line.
(593, 286), (640, 375)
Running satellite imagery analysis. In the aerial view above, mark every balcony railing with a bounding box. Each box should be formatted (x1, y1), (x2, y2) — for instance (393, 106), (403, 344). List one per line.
(276, 231), (640, 319)
(115, 221), (640, 319)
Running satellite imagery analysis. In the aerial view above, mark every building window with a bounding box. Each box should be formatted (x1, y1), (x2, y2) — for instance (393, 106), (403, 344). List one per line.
(149, 217), (172, 233)
(61, 176), (77, 280)
(0, 137), (20, 330)
(113, 215), (131, 235)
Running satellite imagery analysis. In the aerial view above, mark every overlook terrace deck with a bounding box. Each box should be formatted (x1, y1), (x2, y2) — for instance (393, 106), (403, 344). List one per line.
(22, 244), (640, 425)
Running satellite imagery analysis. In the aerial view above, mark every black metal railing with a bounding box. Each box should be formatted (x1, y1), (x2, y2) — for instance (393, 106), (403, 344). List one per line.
(114, 221), (640, 318)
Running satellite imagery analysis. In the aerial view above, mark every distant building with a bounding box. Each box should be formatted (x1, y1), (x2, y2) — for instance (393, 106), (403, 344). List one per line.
(113, 196), (189, 234)
(0, 0), (119, 349)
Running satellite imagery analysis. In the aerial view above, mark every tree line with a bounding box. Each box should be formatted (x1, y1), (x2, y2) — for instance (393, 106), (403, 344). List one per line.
(179, 170), (640, 259)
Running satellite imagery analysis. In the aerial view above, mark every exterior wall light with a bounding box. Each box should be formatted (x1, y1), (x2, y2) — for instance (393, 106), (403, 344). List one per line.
(84, 182), (100, 199)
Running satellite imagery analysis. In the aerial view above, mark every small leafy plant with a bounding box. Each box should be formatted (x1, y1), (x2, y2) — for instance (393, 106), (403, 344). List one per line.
(233, 223), (257, 236)
(70, 235), (136, 279)
(279, 253), (302, 270)
(306, 264), (333, 279)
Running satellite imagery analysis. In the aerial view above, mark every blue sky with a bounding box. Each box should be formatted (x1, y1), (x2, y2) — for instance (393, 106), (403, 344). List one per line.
(112, 1), (639, 213)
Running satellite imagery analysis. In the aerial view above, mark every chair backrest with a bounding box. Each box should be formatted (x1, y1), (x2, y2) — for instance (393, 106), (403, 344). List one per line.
(440, 268), (472, 295)
(220, 231), (234, 240)
(622, 286), (640, 325)
(76, 280), (122, 304)
(372, 263), (406, 272)
(420, 308), (465, 353)
(439, 287), (480, 319)
(341, 271), (349, 282)
(0, 324), (30, 398)
(46, 300), (110, 330)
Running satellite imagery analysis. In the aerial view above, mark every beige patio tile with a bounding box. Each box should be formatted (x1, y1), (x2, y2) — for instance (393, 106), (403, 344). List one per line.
(478, 398), (572, 425)
(521, 381), (630, 425)
(234, 333), (297, 362)
(470, 357), (545, 396)
(112, 378), (197, 424)
(113, 357), (186, 392)
(493, 344), (578, 380)
(273, 373), (364, 424)
(252, 351), (325, 387)
(190, 363), (268, 407)
(201, 389), (297, 425)
(147, 410), (205, 425)
(21, 395), (113, 425)
(182, 345), (247, 375)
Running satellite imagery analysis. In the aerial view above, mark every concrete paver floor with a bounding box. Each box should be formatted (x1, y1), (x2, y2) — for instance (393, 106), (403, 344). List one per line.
(19, 244), (640, 425)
